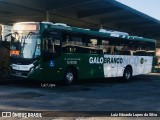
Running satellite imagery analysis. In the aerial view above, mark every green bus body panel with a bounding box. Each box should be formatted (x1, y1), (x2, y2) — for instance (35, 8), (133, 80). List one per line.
(27, 53), (104, 81)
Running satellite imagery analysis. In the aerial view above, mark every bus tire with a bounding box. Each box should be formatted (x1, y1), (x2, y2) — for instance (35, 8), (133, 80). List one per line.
(64, 68), (76, 85)
(123, 66), (132, 81)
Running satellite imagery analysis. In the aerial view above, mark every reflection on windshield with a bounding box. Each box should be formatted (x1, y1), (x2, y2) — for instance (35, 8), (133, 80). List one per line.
(9, 32), (41, 59)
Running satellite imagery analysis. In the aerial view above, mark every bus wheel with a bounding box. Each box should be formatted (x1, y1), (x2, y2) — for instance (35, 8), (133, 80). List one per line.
(64, 68), (76, 85)
(123, 67), (132, 81)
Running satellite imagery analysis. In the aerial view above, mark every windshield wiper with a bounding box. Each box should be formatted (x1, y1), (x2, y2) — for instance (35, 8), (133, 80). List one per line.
(5, 32), (18, 37)
(22, 32), (35, 44)
(20, 32), (36, 57)
(5, 32), (19, 42)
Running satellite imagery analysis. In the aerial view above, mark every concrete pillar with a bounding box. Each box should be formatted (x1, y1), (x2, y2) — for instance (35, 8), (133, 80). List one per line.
(0, 25), (2, 48)
(46, 10), (50, 22)
(100, 24), (103, 29)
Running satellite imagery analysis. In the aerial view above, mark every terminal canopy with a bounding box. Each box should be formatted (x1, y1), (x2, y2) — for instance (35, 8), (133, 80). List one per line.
(0, 0), (160, 46)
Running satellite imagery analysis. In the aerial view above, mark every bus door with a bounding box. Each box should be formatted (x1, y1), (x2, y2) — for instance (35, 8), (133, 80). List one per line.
(41, 30), (62, 80)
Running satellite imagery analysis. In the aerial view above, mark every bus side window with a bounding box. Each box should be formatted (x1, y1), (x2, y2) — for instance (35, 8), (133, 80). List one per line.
(62, 34), (76, 53)
(111, 45), (116, 55)
(62, 34), (69, 52)
(62, 33), (87, 53)
(102, 40), (111, 54)
(44, 37), (55, 53)
(54, 37), (61, 53)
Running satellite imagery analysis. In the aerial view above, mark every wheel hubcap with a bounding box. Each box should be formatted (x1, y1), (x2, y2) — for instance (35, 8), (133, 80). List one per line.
(66, 72), (73, 82)
(125, 70), (131, 80)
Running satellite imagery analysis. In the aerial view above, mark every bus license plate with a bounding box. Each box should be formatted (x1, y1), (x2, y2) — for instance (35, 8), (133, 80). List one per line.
(16, 72), (22, 76)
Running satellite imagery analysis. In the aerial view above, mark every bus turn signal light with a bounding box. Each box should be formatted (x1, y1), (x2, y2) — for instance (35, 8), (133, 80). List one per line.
(10, 50), (20, 55)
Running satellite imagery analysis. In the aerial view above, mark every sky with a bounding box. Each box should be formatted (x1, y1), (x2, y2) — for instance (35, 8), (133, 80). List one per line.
(116, 0), (160, 20)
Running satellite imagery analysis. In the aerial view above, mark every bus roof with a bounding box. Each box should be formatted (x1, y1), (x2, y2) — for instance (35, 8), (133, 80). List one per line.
(14, 22), (155, 43)
(49, 23), (156, 43)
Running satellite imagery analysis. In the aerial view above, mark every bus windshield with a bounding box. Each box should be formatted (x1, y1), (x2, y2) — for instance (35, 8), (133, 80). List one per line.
(9, 32), (41, 59)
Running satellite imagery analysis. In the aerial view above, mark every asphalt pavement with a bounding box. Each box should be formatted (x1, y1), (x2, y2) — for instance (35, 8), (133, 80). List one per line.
(0, 73), (160, 119)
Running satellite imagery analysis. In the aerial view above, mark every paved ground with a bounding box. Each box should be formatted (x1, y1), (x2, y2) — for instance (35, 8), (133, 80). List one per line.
(0, 73), (160, 119)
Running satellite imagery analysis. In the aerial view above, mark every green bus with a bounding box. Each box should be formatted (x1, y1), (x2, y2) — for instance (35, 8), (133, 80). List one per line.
(7, 22), (156, 84)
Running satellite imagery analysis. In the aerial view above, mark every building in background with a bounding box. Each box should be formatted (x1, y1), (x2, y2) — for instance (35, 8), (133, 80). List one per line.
(0, 24), (12, 41)
(0, 24), (12, 72)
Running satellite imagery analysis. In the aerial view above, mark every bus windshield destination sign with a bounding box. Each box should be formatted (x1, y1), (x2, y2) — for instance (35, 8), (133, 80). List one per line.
(13, 24), (38, 31)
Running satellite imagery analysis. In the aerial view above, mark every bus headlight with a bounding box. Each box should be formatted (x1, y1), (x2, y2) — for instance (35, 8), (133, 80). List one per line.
(35, 65), (40, 70)
(30, 67), (34, 73)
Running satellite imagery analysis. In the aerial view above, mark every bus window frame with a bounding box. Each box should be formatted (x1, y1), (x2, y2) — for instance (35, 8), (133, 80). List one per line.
(42, 29), (62, 60)
(62, 31), (87, 54)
